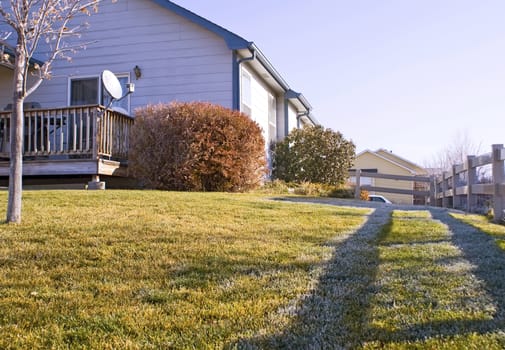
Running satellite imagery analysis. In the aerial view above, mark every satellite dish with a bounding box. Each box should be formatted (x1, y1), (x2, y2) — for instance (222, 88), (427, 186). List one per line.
(101, 70), (122, 100)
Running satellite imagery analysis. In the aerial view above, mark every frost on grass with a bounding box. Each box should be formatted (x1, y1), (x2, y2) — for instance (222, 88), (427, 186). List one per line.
(233, 206), (392, 349)
(364, 209), (505, 346)
(232, 205), (505, 349)
(439, 257), (477, 273)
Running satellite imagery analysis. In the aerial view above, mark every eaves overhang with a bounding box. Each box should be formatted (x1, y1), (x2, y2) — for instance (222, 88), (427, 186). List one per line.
(285, 89), (312, 111)
(239, 46), (316, 116)
(248, 43), (291, 92)
(306, 113), (319, 126)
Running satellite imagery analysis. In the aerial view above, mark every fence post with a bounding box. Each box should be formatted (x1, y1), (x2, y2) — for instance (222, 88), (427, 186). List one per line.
(442, 171), (449, 208)
(466, 155), (476, 213)
(354, 169), (361, 199)
(492, 144), (505, 223)
(452, 165), (461, 209)
(429, 175), (436, 207)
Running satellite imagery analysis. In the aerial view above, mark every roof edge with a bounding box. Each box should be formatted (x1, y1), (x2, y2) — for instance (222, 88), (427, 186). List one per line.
(375, 148), (426, 171)
(155, 0), (251, 49)
(248, 43), (291, 92)
(285, 89), (312, 113)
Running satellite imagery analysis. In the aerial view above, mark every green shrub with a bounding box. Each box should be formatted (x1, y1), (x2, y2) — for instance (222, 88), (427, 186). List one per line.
(129, 102), (266, 192)
(271, 125), (355, 185)
(328, 186), (355, 199)
(255, 180), (292, 194)
(257, 180), (354, 198)
(293, 182), (328, 196)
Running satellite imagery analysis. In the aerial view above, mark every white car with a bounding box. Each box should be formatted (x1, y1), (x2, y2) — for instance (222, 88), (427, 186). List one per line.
(368, 195), (392, 204)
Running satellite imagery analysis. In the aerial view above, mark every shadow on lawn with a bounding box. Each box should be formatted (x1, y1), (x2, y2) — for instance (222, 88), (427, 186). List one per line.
(227, 206), (392, 349)
(228, 206), (505, 349)
(429, 210), (504, 331)
(366, 209), (505, 344)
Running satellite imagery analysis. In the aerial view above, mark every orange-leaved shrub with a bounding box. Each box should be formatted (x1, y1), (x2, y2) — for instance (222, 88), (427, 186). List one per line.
(360, 189), (369, 201)
(129, 102), (266, 192)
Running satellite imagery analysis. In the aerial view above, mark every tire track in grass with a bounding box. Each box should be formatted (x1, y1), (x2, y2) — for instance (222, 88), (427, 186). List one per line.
(231, 206), (392, 349)
(363, 209), (505, 349)
(431, 210), (505, 333)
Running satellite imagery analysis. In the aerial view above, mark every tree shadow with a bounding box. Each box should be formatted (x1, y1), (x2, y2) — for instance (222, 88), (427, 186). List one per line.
(431, 210), (505, 326)
(365, 208), (505, 344)
(227, 207), (505, 349)
(227, 206), (392, 349)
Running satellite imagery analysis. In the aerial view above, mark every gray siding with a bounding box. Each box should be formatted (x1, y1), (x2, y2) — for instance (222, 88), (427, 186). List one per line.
(14, 0), (233, 111)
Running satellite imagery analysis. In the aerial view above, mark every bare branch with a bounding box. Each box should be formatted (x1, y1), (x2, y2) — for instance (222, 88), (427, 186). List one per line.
(425, 130), (482, 175)
(0, 4), (19, 29)
(1, 0), (112, 222)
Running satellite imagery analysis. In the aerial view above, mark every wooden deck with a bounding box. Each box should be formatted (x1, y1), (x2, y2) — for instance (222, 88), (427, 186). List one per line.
(0, 105), (133, 178)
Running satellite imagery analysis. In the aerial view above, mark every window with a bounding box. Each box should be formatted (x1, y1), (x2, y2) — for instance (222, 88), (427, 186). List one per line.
(70, 77), (99, 106)
(268, 94), (276, 143)
(240, 70), (252, 116)
(69, 73), (131, 113)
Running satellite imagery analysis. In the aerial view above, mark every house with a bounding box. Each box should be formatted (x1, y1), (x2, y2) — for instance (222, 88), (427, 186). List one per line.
(352, 149), (429, 205)
(0, 0), (317, 187)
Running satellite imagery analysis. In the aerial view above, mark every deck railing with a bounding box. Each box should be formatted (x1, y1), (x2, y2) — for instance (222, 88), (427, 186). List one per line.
(0, 105), (133, 162)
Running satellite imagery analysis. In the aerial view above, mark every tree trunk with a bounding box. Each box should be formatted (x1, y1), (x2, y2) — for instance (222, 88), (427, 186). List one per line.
(6, 43), (26, 224)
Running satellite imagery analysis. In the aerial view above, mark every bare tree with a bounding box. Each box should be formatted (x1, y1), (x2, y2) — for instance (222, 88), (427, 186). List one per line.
(0, 0), (108, 223)
(424, 130), (482, 175)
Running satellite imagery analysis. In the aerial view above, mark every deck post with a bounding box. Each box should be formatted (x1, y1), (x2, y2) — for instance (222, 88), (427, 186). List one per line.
(429, 175), (436, 207)
(492, 144), (505, 223)
(88, 174), (105, 190)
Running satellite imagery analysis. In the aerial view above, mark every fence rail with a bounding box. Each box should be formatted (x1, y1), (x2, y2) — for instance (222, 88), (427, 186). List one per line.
(349, 169), (434, 203)
(434, 144), (505, 223)
(350, 144), (505, 222)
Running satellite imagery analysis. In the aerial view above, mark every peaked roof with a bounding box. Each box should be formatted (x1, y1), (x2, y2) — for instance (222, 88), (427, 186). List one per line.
(374, 149), (426, 174)
(154, 0), (317, 124)
(356, 149), (427, 175)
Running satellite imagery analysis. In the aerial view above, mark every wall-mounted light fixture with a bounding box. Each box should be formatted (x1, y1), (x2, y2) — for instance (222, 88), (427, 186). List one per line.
(134, 65), (141, 80)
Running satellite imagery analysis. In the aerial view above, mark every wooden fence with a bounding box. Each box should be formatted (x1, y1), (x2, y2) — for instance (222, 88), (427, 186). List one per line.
(434, 144), (505, 223)
(349, 170), (434, 204)
(350, 144), (505, 223)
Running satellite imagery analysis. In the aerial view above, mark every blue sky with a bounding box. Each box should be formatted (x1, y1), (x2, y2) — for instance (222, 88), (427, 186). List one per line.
(177, 0), (505, 165)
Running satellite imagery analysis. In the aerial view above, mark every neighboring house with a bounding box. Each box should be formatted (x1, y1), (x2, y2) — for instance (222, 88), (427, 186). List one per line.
(351, 149), (429, 205)
(0, 0), (317, 187)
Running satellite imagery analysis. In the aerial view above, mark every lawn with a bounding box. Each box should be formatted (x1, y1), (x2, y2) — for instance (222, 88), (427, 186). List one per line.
(363, 210), (505, 349)
(0, 192), (504, 349)
(450, 212), (505, 251)
(0, 191), (369, 349)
